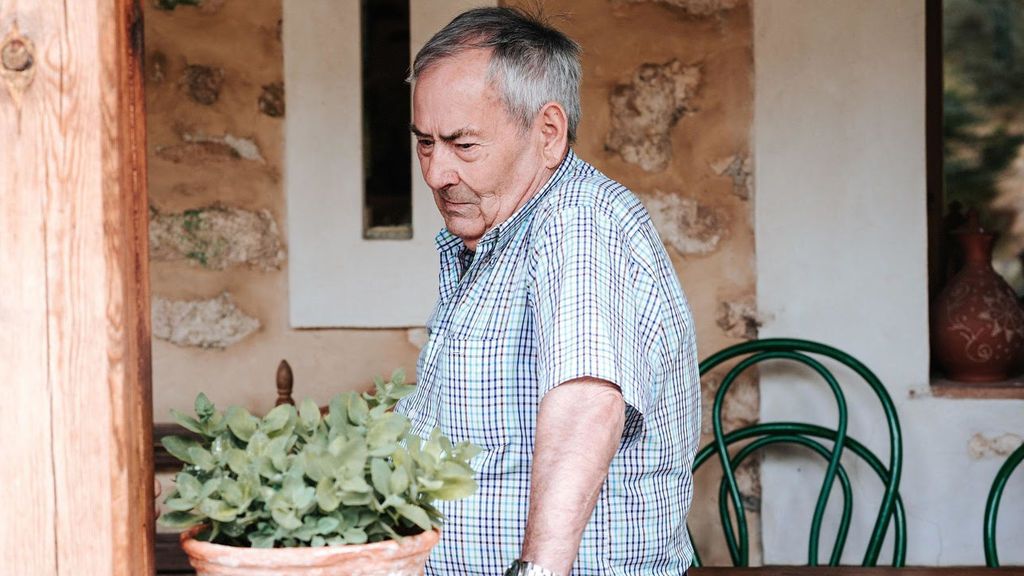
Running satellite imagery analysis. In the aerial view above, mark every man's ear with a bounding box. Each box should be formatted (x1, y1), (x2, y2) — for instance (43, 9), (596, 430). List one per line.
(536, 102), (569, 169)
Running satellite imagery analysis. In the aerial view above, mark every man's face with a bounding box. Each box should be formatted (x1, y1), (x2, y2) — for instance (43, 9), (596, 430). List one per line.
(412, 49), (545, 250)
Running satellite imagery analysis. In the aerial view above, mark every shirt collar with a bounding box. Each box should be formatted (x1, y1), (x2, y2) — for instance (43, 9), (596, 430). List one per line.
(433, 149), (582, 256)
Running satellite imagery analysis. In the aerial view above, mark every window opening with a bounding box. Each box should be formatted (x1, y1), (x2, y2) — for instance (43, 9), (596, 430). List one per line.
(361, 0), (412, 240)
(929, 0), (1024, 293)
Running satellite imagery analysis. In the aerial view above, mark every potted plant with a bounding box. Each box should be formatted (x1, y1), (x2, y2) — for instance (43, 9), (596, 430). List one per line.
(157, 372), (478, 575)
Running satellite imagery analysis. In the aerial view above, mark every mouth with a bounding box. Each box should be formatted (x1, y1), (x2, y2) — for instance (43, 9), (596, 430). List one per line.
(436, 188), (477, 212)
(439, 196), (475, 208)
(442, 202), (472, 218)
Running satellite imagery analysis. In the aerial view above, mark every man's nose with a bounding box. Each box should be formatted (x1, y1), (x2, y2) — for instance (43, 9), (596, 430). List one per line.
(423, 149), (459, 191)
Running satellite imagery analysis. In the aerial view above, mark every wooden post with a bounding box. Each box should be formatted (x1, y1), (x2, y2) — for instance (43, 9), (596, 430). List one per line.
(0, 0), (154, 574)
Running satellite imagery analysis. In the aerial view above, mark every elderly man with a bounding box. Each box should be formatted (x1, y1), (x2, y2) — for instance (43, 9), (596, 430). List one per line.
(396, 7), (701, 575)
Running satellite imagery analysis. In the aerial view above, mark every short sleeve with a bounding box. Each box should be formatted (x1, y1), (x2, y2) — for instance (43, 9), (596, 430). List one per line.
(529, 206), (654, 435)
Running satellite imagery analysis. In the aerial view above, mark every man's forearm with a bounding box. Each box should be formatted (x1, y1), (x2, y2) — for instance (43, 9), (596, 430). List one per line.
(521, 378), (626, 574)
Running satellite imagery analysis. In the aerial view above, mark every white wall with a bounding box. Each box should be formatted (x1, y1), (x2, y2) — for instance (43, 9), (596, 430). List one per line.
(284, 0), (491, 328)
(755, 0), (1023, 565)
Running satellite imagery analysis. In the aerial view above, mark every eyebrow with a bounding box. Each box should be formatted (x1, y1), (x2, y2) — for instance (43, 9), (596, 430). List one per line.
(409, 124), (481, 142)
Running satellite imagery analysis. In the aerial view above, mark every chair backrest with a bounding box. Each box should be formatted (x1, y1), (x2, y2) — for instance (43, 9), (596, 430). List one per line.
(984, 441), (1024, 567)
(688, 338), (905, 567)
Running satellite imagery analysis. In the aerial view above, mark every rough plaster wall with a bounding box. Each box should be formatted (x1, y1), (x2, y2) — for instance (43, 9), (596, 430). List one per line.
(756, 1), (1024, 565)
(504, 0), (756, 564)
(145, 1), (420, 432)
(149, 0), (757, 557)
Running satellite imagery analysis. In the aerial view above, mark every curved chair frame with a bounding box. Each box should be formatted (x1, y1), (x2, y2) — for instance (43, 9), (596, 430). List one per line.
(984, 440), (1024, 567)
(690, 338), (904, 567)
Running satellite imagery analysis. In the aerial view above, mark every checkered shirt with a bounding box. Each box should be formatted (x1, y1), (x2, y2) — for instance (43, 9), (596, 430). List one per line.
(395, 150), (701, 575)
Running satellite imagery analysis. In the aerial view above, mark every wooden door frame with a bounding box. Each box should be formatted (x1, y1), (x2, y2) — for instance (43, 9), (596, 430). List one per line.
(1, 0), (154, 574)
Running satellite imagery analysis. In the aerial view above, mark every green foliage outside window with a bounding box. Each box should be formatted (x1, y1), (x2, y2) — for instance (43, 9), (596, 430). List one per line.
(943, 0), (1024, 225)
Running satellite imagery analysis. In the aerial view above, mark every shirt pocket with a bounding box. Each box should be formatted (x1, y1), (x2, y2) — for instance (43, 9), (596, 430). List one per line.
(437, 333), (515, 451)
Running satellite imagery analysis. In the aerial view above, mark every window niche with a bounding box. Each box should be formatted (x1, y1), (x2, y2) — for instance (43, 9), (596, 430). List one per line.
(927, 0), (1024, 397)
(283, 0), (496, 328)
(362, 0), (413, 240)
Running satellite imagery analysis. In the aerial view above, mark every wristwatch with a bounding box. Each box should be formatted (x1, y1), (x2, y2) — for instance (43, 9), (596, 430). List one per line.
(504, 559), (563, 576)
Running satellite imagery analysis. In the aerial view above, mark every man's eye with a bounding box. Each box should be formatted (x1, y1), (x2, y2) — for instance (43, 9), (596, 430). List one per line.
(456, 143), (477, 150)
(417, 139), (433, 148)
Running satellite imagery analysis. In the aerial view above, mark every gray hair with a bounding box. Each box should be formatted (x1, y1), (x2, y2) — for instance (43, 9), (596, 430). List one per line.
(409, 7), (582, 143)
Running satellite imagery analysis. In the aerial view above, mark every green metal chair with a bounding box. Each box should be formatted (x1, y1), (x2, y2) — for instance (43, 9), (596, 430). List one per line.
(688, 338), (906, 567)
(983, 440), (1024, 567)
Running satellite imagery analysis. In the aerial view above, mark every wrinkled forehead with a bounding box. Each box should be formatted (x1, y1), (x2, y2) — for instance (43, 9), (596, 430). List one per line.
(412, 49), (509, 132)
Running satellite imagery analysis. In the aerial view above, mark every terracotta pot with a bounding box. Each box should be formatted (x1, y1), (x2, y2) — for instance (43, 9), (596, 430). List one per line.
(180, 526), (440, 576)
(931, 221), (1024, 382)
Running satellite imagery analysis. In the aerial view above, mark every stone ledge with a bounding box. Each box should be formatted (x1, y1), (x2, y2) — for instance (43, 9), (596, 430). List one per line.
(923, 376), (1024, 400)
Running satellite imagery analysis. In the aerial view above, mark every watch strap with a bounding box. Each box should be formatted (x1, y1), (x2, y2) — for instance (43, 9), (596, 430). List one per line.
(504, 559), (563, 576)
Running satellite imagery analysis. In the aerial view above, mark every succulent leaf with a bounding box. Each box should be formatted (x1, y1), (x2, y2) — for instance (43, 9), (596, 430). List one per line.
(195, 393), (215, 421)
(161, 436), (200, 465)
(159, 511), (204, 530)
(226, 406), (258, 441)
(161, 383), (478, 548)
(170, 410), (204, 435)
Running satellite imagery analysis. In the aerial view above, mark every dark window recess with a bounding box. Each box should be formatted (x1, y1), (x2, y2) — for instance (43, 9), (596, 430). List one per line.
(362, 0), (412, 240)
(927, 0), (1024, 391)
(928, 0), (1024, 295)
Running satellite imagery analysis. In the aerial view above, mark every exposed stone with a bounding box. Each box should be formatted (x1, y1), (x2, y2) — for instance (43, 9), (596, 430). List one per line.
(149, 204), (285, 271)
(181, 64), (225, 105)
(147, 51), (168, 85)
(723, 374), (759, 432)
(606, 60), (701, 172)
(219, 134), (264, 162)
(152, 293), (260, 349)
(734, 458), (762, 511)
(156, 133), (266, 164)
(618, 0), (740, 17)
(406, 328), (429, 351)
(717, 300), (762, 340)
(637, 190), (724, 256)
(701, 373), (759, 435)
(968, 432), (1023, 459)
(188, 133), (265, 162)
(156, 140), (239, 164)
(258, 82), (285, 118)
(700, 370), (760, 511)
(711, 154), (754, 199)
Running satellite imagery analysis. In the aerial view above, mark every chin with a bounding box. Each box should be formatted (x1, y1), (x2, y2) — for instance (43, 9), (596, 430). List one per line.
(444, 220), (484, 243)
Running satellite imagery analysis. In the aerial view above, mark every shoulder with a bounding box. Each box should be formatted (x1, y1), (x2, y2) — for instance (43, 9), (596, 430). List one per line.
(533, 156), (652, 239)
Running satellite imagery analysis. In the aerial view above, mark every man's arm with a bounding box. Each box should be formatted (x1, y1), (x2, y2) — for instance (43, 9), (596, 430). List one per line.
(520, 377), (626, 574)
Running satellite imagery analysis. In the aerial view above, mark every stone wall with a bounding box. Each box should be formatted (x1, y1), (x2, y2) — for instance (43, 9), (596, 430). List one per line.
(148, 0), (757, 562)
(501, 0), (757, 564)
(145, 0), (421, 416)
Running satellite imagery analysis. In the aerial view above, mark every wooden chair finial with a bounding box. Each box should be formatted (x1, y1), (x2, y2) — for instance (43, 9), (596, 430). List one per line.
(276, 359), (294, 406)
